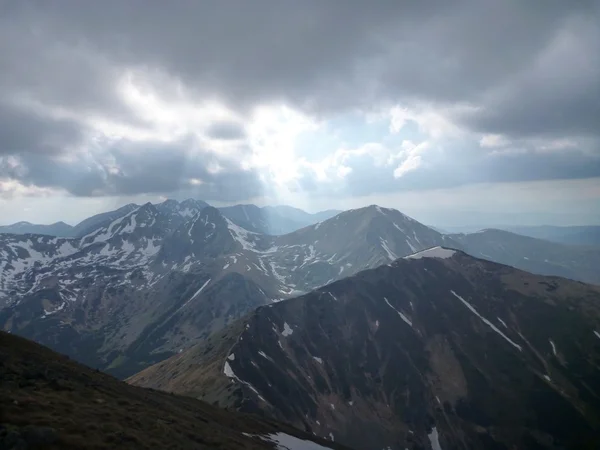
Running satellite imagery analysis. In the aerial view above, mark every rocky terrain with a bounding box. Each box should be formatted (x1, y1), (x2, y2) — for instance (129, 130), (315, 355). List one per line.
(0, 330), (346, 449)
(131, 249), (600, 450)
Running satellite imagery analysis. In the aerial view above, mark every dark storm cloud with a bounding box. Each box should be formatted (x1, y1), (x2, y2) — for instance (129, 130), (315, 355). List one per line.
(6, 1), (596, 117)
(1, 137), (263, 202)
(455, 14), (600, 140)
(0, 102), (84, 155)
(205, 121), (246, 140)
(0, 0), (598, 199)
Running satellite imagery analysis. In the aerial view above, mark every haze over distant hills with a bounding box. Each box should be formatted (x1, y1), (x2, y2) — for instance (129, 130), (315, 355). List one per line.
(438, 225), (600, 247)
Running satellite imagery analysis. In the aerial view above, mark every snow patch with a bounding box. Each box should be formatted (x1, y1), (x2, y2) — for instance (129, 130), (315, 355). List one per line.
(312, 356), (323, 364)
(258, 350), (272, 361)
(406, 246), (455, 260)
(497, 317), (508, 328)
(224, 360), (266, 402)
(256, 432), (335, 450)
(549, 339), (557, 356)
(177, 278), (211, 312)
(380, 238), (397, 261)
(224, 361), (235, 378)
(451, 291), (522, 351)
(383, 297), (412, 327)
(282, 322), (293, 337)
(427, 427), (443, 450)
(41, 301), (66, 318)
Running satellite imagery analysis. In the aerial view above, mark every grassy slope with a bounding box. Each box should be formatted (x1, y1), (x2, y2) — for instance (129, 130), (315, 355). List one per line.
(0, 331), (348, 449)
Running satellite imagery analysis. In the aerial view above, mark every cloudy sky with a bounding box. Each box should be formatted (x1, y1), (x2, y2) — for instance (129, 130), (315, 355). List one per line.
(1, 0), (599, 226)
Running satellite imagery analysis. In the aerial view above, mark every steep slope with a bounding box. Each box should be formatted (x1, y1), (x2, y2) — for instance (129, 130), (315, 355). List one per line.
(0, 331), (346, 450)
(71, 203), (139, 237)
(131, 249), (600, 450)
(0, 221), (74, 237)
(451, 229), (600, 284)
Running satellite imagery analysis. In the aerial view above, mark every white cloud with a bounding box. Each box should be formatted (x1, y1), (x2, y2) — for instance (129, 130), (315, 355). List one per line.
(479, 134), (511, 148)
(389, 105), (467, 139)
(393, 140), (430, 178)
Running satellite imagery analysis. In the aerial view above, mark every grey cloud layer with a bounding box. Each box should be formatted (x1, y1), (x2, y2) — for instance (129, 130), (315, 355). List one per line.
(0, 0), (598, 200)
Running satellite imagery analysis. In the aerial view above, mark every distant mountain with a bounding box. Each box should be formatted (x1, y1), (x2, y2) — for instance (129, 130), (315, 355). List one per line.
(450, 229), (600, 284)
(0, 221), (74, 237)
(502, 225), (600, 247)
(219, 204), (304, 235)
(220, 204), (342, 235)
(1, 200), (336, 238)
(0, 331), (346, 450)
(0, 205), (455, 378)
(130, 249), (600, 450)
(262, 205), (342, 225)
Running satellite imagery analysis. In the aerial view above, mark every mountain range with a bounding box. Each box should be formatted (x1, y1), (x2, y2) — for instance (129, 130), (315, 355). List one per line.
(2, 202), (600, 381)
(0, 221), (74, 237)
(0, 199), (341, 238)
(130, 248), (600, 449)
(0, 204), (457, 378)
(3, 200), (600, 449)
